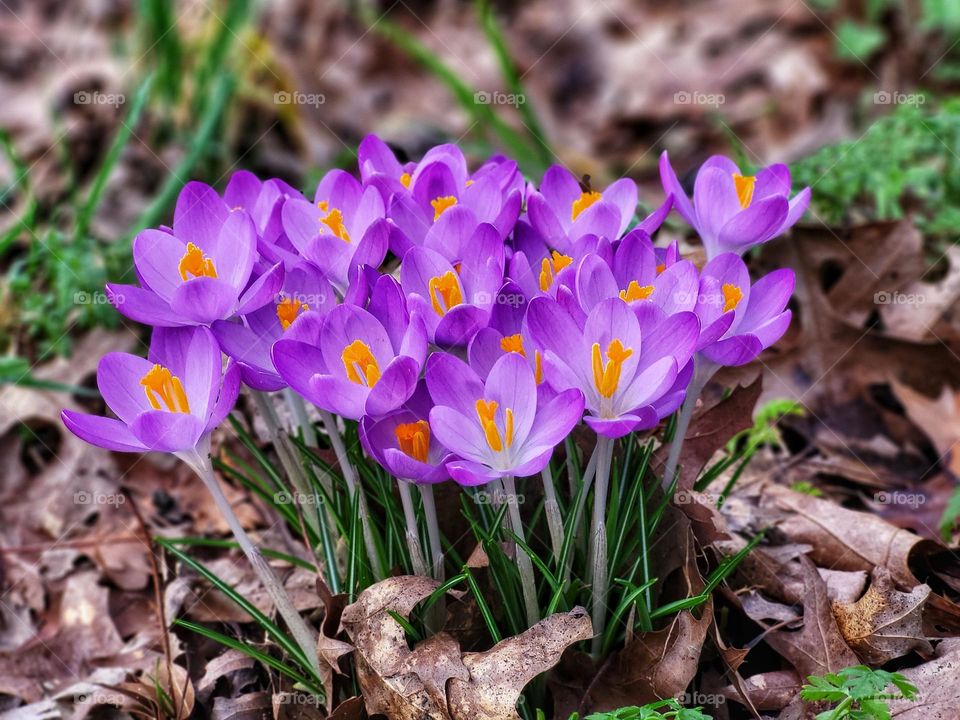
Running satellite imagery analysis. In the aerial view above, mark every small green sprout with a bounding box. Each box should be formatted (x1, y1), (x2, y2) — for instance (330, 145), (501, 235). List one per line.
(800, 665), (917, 720)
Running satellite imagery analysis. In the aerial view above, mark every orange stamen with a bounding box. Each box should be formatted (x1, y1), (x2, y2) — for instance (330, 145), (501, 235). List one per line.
(341, 340), (380, 386)
(591, 339), (633, 399)
(431, 195), (458, 221)
(721, 283), (743, 313)
(140, 364), (191, 414)
(619, 281), (654, 303)
(538, 250), (574, 292)
(732, 174), (756, 210)
(276, 298), (309, 330)
(395, 420), (430, 463)
(428, 271), (463, 316)
(572, 190), (602, 221)
(178, 243), (217, 281)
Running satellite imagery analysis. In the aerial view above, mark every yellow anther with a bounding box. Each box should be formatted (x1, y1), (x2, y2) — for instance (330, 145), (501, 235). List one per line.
(732, 173), (756, 210)
(428, 271), (463, 317)
(431, 195), (458, 221)
(400, 172), (412, 188)
(320, 206), (350, 243)
(538, 250), (574, 292)
(178, 243), (217, 281)
(395, 420), (430, 462)
(591, 339), (633, 399)
(140, 364), (191, 414)
(500, 334), (526, 356)
(721, 283), (743, 313)
(341, 340), (381, 387)
(276, 298), (309, 330)
(619, 281), (654, 303)
(572, 190), (602, 221)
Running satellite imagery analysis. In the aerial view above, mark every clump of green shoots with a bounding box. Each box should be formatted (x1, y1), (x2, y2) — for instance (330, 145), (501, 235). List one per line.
(573, 698), (712, 720)
(800, 665), (917, 720)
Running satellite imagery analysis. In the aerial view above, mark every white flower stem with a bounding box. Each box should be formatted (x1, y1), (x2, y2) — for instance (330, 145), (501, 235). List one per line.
(563, 439), (601, 586)
(660, 359), (716, 492)
(318, 409), (384, 580)
(397, 480), (429, 577)
(541, 465), (563, 564)
(182, 449), (320, 677)
(419, 484), (444, 581)
(284, 388), (318, 448)
(589, 435), (614, 657)
(502, 476), (539, 627)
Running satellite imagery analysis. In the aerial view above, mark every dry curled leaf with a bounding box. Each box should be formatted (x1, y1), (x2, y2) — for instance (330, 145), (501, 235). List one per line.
(832, 567), (933, 665)
(888, 638), (960, 719)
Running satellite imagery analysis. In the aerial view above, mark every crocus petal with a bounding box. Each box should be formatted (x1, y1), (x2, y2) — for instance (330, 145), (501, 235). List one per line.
(601, 178), (638, 236)
(108, 284), (188, 327)
(211, 211), (257, 290)
(358, 134), (403, 182)
(237, 263), (285, 316)
(445, 459), (502, 487)
(485, 352), (537, 449)
(131, 411), (205, 453)
(527, 193), (567, 244)
(434, 305), (488, 347)
(206, 360), (241, 430)
(320, 304), (393, 374)
(635, 194), (674, 236)
(97, 353), (155, 423)
(584, 414), (642, 438)
(61, 410), (146, 452)
(272, 339), (327, 400)
(659, 151), (696, 226)
(779, 187), (810, 233)
(149, 326), (220, 422)
(741, 268), (795, 327)
(281, 198), (320, 256)
(429, 406), (490, 465)
(365, 356), (419, 417)
(309, 375), (368, 420)
(754, 163), (791, 199)
(132, 229), (186, 301)
(716, 196), (789, 252)
(170, 277), (237, 324)
(700, 334), (764, 366)
(468, 328), (505, 380)
(694, 166), (741, 244)
(522, 388), (584, 451)
(173, 181), (228, 250)
(750, 310), (792, 349)
(576, 254), (620, 314)
(425, 352), (485, 419)
(224, 170), (262, 210)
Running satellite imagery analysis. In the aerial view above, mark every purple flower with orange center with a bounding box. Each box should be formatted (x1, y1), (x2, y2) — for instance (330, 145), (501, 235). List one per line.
(281, 169), (392, 293)
(659, 151), (810, 259)
(694, 253), (794, 367)
(109, 182), (284, 326)
(272, 276), (427, 420)
(527, 296), (699, 438)
(211, 263), (336, 391)
(400, 224), (504, 346)
(425, 352), (584, 486)
(61, 326), (239, 454)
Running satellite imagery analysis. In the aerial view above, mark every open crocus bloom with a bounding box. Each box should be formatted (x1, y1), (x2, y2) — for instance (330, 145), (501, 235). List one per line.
(272, 281), (427, 420)
(281, 169), (391, 293)
(401, 224), (504, 346)
(526, 165), (639, 253)
(659, 151), (810, 260)
(212, 263), (336, 391)
(426, 352), (584, 486)
(573, 230), (700, 330)
(695, 253), (795, 367)
(61, 327), (239, 454)
(527, 296), (699, 438)
(109, 183), (284, 326)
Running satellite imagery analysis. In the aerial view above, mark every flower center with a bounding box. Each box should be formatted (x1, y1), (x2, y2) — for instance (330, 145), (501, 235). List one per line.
(428, 271), (463, 316)
(341, 340), (380, 387)
(619, 281), (654, 303)
(140, 364), (191, 413)
(395, 420), (430, 462)
(656, 263), (666, 275)
(721, 283), (743, 313)
(476, 399), (514, 453)
(276, 297), (309, 330)
(538, 250), (574, 292)
(592, 338), (633, 399)
(732, 173), (755, 210)
(178, 243), (217, 281)
(317, 201), (350, 243)
(400, 172), (412, 189)
(571, 190), (602, 221)
(431, 195), (458, 221)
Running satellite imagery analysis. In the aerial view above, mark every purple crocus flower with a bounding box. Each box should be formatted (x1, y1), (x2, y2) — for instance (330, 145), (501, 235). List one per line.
(527, 296), (698, 438)
(272, 277), (427, 420)
(426, 352), (584, 486)
(211, 262), (336, 391)
(695, 253), (794, 367)
(659, 151), (810, 260)
(526, 165), (643, 253)
(359, 384), (453, 484)
(281, 169), (391, 293)
(400, 224), (504, 346)
(109, 182), (284, 326)
(61, 326), (239, 454)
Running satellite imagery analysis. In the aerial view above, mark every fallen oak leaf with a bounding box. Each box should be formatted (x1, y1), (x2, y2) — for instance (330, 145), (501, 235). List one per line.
(888, 638), (960, 719)
(447, 607), (592, 720)
(832, 567), (933, 665)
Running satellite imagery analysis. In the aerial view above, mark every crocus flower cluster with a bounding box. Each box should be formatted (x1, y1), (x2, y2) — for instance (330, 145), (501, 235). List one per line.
(63, 140), (805, 489)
